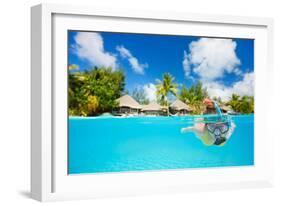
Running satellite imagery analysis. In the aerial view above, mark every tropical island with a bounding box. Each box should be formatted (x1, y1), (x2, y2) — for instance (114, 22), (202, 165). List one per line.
(68, 67), (254, 117)
(67, 32), (255, 175)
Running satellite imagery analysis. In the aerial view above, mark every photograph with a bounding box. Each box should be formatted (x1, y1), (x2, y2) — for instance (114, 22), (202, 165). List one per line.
(67, 30), (254, 174)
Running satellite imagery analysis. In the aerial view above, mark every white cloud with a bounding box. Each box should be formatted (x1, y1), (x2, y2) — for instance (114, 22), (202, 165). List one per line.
(187, 38), (241, 82)
(73, 32), (117, 70)
(232, 72), (254, 96)
(182, 37), (254, 101)
(116, 45), (148, 75)
(233, 68), (243, 76)
(205, 72), (254, 101)
(143, 83), (157, 102)
(182, 51), (191, 78)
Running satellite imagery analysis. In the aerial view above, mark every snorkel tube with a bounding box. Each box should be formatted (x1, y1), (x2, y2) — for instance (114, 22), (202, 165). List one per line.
(206, 101), (231, 145)
(182, 99), (235, 146)
(213, 101), (223, 118)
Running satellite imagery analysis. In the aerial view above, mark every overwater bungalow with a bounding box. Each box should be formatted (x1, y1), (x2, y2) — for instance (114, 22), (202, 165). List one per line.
(115, 95), (142, 115)
(219, 105), (232, 114)
(170, 99), (192, 115)
(221, 105), (238, 115)
(141, 102), (164, 116)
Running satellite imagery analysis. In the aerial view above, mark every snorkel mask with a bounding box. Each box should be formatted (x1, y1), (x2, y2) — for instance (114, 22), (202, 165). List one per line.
(204, 101), (231, 146)
(206, 122), (229, 145)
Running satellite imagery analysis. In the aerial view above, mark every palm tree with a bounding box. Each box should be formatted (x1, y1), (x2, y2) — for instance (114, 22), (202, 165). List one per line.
(226, 94), (255, 114)
(239, 96), (254, 113)
(156, 73), (177, 116)
(227, 94), (240, 112)
(179, 82), (208, 114)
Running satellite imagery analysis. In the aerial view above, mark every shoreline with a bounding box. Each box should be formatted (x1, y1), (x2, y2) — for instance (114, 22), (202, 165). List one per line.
(68, 113), (254, 119)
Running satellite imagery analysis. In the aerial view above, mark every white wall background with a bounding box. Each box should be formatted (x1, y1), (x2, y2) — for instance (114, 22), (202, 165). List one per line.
(0, 0), (280, 205)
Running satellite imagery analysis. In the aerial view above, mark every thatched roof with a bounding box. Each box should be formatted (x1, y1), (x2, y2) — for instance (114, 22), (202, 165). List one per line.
(115, 95), (142, 109)
(220, 105), (232, 111)
(142, 102), (162, 111)
(170, 99), (191, 111)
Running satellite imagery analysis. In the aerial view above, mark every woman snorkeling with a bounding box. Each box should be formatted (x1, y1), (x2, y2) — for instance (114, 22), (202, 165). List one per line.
(181, 98), (235, 146)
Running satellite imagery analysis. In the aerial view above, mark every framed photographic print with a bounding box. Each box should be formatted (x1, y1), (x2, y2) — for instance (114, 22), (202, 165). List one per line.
(31, 3), (274, 201)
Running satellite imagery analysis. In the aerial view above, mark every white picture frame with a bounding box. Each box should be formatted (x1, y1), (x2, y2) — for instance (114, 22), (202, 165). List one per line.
(31, 3), (274, 202)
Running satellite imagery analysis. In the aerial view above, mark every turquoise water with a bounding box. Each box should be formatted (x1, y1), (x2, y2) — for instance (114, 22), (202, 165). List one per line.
(68, 115), (254, 174)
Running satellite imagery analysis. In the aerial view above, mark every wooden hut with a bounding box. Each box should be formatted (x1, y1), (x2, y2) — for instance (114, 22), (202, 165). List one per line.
(115, 95), (142, 115)
(141, 102), (163, 116)
(170, 99), (192, 115)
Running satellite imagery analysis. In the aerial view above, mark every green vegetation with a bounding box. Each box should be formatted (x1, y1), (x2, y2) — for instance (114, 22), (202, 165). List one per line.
(68, 64), (79, 70)
(179, 82), (208, 114)
(68, 67), (254, 116)
(227, 94), (254, 114)
(68, 67), (125, 116)
(156, 73), (178, 115)
(178, 82), (254, 114)
(132, 88), (150, 105)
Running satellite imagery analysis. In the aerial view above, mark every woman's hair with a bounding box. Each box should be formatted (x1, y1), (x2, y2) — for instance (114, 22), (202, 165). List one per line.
(204, 105), (217, 114)
(202, 98), (217, 115)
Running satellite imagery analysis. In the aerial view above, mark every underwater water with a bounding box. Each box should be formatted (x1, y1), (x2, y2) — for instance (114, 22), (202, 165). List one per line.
(68, 115), (254, 174)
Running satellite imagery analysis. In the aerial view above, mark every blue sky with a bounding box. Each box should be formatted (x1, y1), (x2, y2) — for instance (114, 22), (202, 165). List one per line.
(68, 31), (254, 101)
